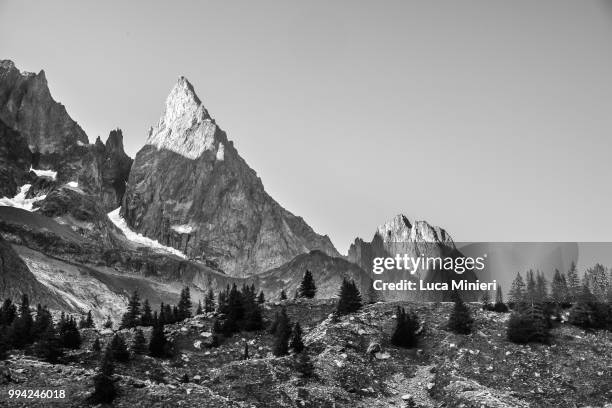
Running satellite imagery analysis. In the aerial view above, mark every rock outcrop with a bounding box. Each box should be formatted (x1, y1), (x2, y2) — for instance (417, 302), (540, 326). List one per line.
(348, 214), (478, 301)
(93, 129), (133, 210)
(122, 77), (338, 277)
(0, 119), (31, 197)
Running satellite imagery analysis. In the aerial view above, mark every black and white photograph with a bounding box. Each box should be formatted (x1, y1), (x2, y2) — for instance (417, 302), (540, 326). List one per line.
(0, 1), (611, 407)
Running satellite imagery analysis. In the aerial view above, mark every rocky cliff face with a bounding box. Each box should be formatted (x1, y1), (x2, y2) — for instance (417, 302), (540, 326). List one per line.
(122, 77), (339, 277)
(348, 214), (478, 301)
(0, 119), (31, 197)
(0, 60), (88, 154)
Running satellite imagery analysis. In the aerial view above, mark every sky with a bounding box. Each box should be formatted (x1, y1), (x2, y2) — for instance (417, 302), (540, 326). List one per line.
(2, 1), (612, 255)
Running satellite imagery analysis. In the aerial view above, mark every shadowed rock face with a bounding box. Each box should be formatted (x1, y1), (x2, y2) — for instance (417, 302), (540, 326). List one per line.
(0, 119), (31, 197)
(348, 214), (478, 301)
(0, 60), (88, 154)
(122, 77), (339, 277)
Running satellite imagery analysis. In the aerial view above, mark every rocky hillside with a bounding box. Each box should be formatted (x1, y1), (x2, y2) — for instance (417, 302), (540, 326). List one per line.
(348, 215), (479, 301)
(122, 76), (339, 277)
(1, 300), (610, 407)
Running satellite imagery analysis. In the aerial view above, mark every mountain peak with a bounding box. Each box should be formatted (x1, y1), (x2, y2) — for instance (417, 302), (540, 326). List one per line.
(146, 76), (219, 160)
(375, 214), (454, 245)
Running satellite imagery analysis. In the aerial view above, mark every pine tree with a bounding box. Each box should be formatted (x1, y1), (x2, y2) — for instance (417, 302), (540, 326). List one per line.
(551, 269), (569, 305)
(0, 299), (17, 326)
(9, 294), (33, 348)
(80, 310), (95, 329)
(298, 270), (317, 299)
(289, 322), (305, 353)
(60, 316), (82, 349)
(566, 262), (580, 303)
(32, 305), (53, 341)
(535, 271), (548, 301)
(336, 279), (362, 316)
(273, 308), (291, 356)
(89, 346), (116, 404)
(508, 272), (526, 306)
(391, 307), (420, 349)
(507, 303), (551, 344)
(140, 300), (153, 326)
(33, 323), (64, 363)
(178, 287), (192, 320)
(92, 337), (101, 352)
(494, 285), (509, 312)
(481, 290), (491, 310)
(203, 289), (215, 313)
(448, 294), (474, 334)
(585, 264), (609, 302)
(296, 351), (315, 378)
(257, 291), (265, 305)
(149, 321), (168, 358)
(280, 290), (287, 301)
(110, 334), (129, 362)
(195, 300), (203, 315)
(131, 329), (147, 354)
(120, 290), (142, 329)
(526, 270), (536, 303)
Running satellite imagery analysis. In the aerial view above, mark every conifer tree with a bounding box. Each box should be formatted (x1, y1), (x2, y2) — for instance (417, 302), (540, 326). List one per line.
(508, 272), (526, 306)
(257, 291), (265, 305)
(140, 300), (153, 326)
(243, 342), (249, 360)
(296, 352), (314, 378)
(121, 290), (142, 329)
(80, 310), (95, 329)
(551, 269), (569, 305)
(89, 346), (116, 404)
(33, 323), (64, 363)
(493, 285), (509, 312)
(535, 271), (548, 301)
(60, 316), (82, 349)
(9, 294), (33, 348)
(149, 321), (168, 358)
(103, 315), (113, 329)
(195, 300), (203, 315)
(110, 334), (129, 362)
(32, 305), (53, 341)
(131, 329), (147, 354)
(273, 308), (291, 356)
(289, 322), (305, 353)
(0, 299), (17, 326)
(526, 270), (536, 303)
(336, 279), (362, 315)
(298, 270), (317, 299)
(391, 307), (420, 348)
(507, 303), (551, 344)
(205, 288), (215, 313)
(448, 294), (474, 334)
(566, 262), (580, 303)
(92, 337), (101, 352)
(0, 330), (9, 361)
(280, 290), (287, 301)
(481, 290), (491, 310)
(178, 287), (192, 320)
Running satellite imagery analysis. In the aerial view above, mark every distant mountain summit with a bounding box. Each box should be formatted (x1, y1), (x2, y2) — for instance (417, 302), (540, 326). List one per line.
(122, 77), (339, 277)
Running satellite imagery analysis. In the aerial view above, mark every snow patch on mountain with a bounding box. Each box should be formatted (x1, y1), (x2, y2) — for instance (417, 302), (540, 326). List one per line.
(30, 167), (57, 180)
(171, 224), (194, 234)
(0, 184), (46, 211)
(216, 143), (225, 161)
(107, 208), (186, 258)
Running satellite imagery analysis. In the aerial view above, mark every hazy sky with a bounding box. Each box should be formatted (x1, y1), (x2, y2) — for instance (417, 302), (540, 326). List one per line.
(2, 1), (612, 254)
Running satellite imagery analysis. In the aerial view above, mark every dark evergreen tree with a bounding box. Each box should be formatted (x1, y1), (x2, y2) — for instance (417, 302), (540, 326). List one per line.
(481, 290), (491, 310)
(195, 300), (203, 315)
(92, 337), (102, 352)
(493, 286), (509, 313)
(140, 300), (153, 326)
(149, 321), (168, 358)
(110, 334), (129, 362)
(296, 352), (314, 378)
(508, 272), (526, 306)
(178, 286), (192, 320)
(298, 270), (317, 299)
(102, 315), (113, 329)
(448, 294), (474, 334)
(551, 269), (569, 305)
(131, 329), (147, 355)
(525, 270), (536, 303)
(257, 291), (265, 305)
(204, 289), (215, 313)
(243, 342), (249, 360)
(273, 308), (291, 356)
(507, 303), (551, 344)
(33, 323), (64, 363)
(289, 322), (305, 353)
(336, 279), (362, 315)
(89, 346), (116, 404)
(535, 271), (548, 301)
(60, 316), (82, 349)
(120, 290), (142, 329)
(391, 307), (420, 348)
(79, 310), (95, 329)
(566, 261), (580, 303)
(0, 330), (9, 360)
(32, 305), (53, 341)
(9, 294), (33, 348)
(280, 290), (287, 301)
(0, 299), (17, 326)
